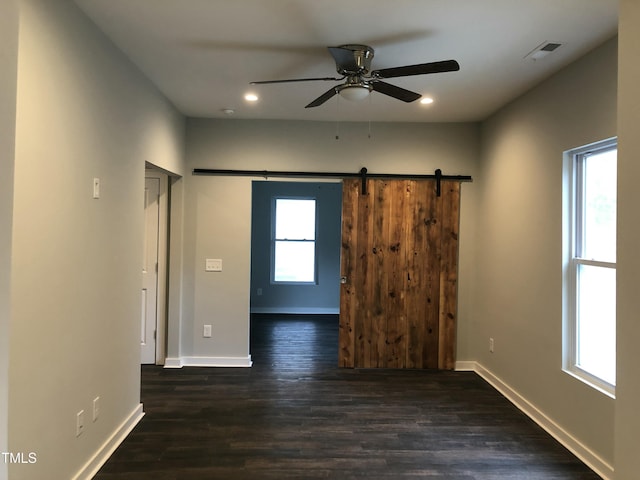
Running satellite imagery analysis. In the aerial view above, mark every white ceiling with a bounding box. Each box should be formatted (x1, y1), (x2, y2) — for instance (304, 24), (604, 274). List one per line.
(73, 0), (618, 123)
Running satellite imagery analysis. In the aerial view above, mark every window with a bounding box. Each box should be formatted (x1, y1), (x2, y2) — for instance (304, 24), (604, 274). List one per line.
(272, 198), (316, 283)
(565, 138), (617, 395)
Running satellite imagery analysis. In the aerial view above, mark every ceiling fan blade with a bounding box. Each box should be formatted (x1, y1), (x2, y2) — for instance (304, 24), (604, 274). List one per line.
(373, 60), (460, 79)
(371, 81), (421, 103)
(305, 87), (338, 108)
(251, 76), (342, 85)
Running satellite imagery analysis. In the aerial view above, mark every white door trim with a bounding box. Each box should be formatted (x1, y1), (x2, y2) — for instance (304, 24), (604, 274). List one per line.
(144, 168), (169, 365)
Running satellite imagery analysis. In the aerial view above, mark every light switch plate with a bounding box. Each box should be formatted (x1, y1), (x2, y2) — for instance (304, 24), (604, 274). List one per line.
(205, 258), (223, 272)
(92, 396), (100, 422)
(76, 410), (85, 437)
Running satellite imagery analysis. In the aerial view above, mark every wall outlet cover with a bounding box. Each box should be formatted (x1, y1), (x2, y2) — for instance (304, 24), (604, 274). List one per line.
(205, 258), (223, 272)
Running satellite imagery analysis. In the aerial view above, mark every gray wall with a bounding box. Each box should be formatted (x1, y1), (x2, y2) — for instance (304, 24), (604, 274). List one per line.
(615, 1), (640, 476)
(475, 38), (617, 473)
(0, 1), (19, 478)
(7, 1), (185, 478)
(182, 119), (480, 366)
(250, 181), (342, 314)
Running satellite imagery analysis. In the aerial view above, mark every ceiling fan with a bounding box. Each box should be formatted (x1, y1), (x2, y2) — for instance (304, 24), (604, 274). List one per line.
(250, 44), (460, 108)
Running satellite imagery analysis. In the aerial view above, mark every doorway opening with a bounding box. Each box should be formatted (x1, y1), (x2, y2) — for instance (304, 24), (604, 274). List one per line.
(248, 178), (463, 370)
(142, 165), (169, 365)
(249, 181), (343, 368)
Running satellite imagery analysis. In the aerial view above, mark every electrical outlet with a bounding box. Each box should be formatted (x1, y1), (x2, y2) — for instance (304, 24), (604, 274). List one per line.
(257, 288), (263, 296)
(205, 258), (222, 272)
(92, 397), (100, 422)
(76, 410), (85, 437)
(489, 337), (495, 353)
(203, 324), (212, 338)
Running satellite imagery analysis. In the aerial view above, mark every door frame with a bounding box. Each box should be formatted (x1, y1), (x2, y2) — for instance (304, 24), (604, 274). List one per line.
(144, 166), (169, 365)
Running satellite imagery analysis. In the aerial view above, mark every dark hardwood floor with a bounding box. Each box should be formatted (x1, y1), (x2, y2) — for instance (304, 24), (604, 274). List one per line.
(94, 314), (601, 479)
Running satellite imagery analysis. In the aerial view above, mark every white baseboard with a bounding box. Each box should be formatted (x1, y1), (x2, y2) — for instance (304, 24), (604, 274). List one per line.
(250, 307), (340, 315)
(71, 403), (144, 480)
(460, 361), (613, 480)
(164, 356), (252, 368)
(454, 360), (476, 371)
(163, 357), (183, 368)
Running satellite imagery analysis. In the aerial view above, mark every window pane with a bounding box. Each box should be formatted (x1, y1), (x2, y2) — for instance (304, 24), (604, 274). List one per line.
(576, 264), (616, 385)
(581, 149), (616, 262)
(275, 199), (316, 240)
(274, 241), (315, 282)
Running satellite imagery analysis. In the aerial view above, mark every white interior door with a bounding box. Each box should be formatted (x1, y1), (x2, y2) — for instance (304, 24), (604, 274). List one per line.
(141, 176), (160, 364)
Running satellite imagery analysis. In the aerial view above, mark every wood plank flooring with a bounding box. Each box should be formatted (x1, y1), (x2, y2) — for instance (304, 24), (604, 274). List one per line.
(94, 314), (601, 479)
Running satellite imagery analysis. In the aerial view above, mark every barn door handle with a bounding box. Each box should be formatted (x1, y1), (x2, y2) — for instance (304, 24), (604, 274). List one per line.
(340, 276), (347, 284)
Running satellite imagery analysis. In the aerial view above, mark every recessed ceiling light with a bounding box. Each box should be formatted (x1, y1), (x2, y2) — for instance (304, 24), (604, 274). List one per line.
(244, 93), (258, 102)
(420, 97), (434, 105)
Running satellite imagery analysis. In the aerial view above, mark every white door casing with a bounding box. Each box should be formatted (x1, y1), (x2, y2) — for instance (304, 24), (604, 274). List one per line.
(141, 176), (160, 364)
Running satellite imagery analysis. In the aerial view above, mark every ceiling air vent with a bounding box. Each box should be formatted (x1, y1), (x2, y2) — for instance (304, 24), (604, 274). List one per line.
(525, 41), (563, 61)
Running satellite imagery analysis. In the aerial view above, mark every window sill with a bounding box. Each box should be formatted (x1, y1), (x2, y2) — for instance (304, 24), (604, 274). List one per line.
(563, 367), (616, 399)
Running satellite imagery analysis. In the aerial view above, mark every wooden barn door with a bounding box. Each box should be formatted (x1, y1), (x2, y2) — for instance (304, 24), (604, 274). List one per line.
(339, 178), (461, 369)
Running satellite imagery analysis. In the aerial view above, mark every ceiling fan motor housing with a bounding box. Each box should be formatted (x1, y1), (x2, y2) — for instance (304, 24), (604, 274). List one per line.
(335, 44), (374, 75)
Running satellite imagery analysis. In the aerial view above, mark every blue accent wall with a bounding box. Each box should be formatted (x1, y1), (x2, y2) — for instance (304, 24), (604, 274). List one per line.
(250, 181), (342, 314)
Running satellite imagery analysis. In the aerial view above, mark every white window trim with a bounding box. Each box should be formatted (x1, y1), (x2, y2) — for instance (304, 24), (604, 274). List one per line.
(270, 196), (318, 285)
(563, 137), (617, 398)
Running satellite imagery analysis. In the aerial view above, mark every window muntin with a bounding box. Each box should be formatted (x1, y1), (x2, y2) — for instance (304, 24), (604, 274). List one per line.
(273, 198), (317, 283)
(566, 139), (617, 395)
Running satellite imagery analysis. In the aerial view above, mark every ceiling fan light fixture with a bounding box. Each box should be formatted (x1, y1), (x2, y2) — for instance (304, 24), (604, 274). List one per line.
(337, 84), (371, 102)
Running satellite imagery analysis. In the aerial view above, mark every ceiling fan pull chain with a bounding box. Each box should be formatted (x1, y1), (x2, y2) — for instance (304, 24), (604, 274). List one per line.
(368, 93), (372, 139)
(335, 94), (340, 140)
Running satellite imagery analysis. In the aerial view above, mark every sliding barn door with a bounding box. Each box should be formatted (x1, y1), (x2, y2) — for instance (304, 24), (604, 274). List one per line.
(339, 178), (461, 369)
